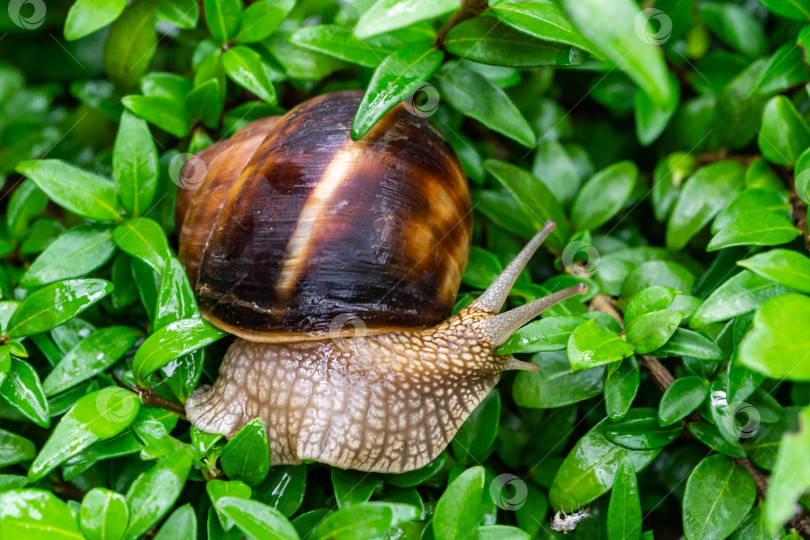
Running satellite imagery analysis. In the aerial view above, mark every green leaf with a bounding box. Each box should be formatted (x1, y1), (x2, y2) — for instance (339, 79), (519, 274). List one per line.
(498, 315), (587, 354)
(797, 147), (810, 205)
(254, 466), (307, 517)
(351, 44), (443, 140)
(185, 79), (223, 129)
(764, 405), (810, 534)
(462, 247), (502, 290)
(513, 351), (604, 408)
(125, 449), (194, 540)
(43, 326), (140, 396)
(444, 18), (589, 68)
(28, 387), (139, 481)
(549, 412), (660, 511)
(656, 328), (723, 361)
(606, 457), (642, 540)
(634, 72), (680, 146)
(214, 497), (299, 540)
(438, 67), (535, 148)
(113, 218), (171, 274)
(688, 421), (746, 458)
(433, 467), (485, 540)
(15, 160), (121, 222)
(234, 0), (288, 43)
(154, 0), (200, 29)
(452, 390), (501, 462)
(652, 152), (697, 222)
(604, 356), (640, 421)
(730, 503), (782, 540)
(602, 411), (682, 449)
(6, 179), (48, 241)
(65, 0), (126, 40)
(154, 504), (196, 540)
(220, 418), (270, 487)
(490, 0), (596, 54)
(0, 359), (49, 427)
(312, 502), (416, 540)
(6, 279), (111, 338)
(708, 211), (799, 251)
(113, 111), (158, 217)
(20, 225), (117, 288)
(758, 95), (810, 166)
(562, 0), (674, 108)
(0, 428), (35, 467)
(697, 2), (767, 58)
(691, 271), (792, 328)
(666, 161), (745, 250)
(204, 0), (242, 43)
(80, 488), (129, 540)
(623, 286), (677, 325)
(483, 160), (568, 250)
(0, 489), (84, 540)
(122, 95), (190, 138)
(104, 2), (157, 89)
(291, 25), (398, 68)
(572, 161), (637, 231)
(738, 249), (810, 294)
(712, 189), (791, 234)
(353, 0), (460, 39)
(222, 46), (277, 104)
(753, 43), (810, 95)
(567, 319), (634, 371)
(625, 311), (682, 354)
(473, 525), (529, 540)
(133, 317), (226, 380)
(659, 376), (709, 426)
(682, 454), (756, 540)
(759, 0), (810, 21)
(331, 469), (378, 508)
(739, 294), (810, 381)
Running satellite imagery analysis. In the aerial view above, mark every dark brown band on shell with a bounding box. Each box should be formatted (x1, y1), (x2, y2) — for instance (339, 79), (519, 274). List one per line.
(178, 91), (472, 341)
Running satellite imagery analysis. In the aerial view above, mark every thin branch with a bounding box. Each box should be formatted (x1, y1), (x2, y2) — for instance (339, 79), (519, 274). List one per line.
(589, 293), (810, 538)
(435, 0), (489, 49)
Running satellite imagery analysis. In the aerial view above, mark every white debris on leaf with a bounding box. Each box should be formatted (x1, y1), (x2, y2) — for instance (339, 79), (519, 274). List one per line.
(551, 508), (591, 533)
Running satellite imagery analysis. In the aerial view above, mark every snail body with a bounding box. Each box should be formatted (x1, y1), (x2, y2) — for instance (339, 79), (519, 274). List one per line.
(179, 91), (585, 473)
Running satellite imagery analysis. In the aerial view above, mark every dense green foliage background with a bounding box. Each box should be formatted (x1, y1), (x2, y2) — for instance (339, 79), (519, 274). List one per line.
(0, 0), (809, 539)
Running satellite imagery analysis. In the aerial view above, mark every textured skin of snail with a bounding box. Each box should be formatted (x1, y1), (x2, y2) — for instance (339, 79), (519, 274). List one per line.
(180, 90), (580, 473)
(186, 306), (502, 473)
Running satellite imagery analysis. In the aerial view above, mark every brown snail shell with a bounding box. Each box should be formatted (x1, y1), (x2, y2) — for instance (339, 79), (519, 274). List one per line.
(177, 90), (472, 342)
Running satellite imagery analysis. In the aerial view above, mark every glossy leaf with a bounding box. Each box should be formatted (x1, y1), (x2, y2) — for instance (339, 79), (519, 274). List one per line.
(80, 488), (129, 540)
(331, 469), (378, 508)
(65, 0), (126, 41)
(43, 326), (140, 396)
(132, 317), (226, 380)
(549, 412), (661, 511)
(234, 0), (288, 43)
(122, 95), (190, 138)
(626, 311), (682, 354)
(738, 249), (810, 294)
(567, 319), (634, 371)
(28, 387), (139, 481)
(708, 210), (799, 251)
(204, 0), (242, 43)
(483, 160), (568, 250)
(666, 161), (745, 250)
(498, 315), (586, 354)
(185, 79), (222, 129)
(697, 2), (767, 57)
(220, 418), (270, 487)
(758, 96), (810, 166)
(572, 161), (637, 231)
(0, 358), (49, 426)
(353, 0), (459, 39)
(604, 356), (640, 421)
(104, 2), (157, 89)
(0, 489), (84, 539)
(113, 111), (158, 216)
(682, 454), (756, 540)
(222, 46), (277, 104)
(606, 457), (641, 540)
(15, 160), (121, 221)
(562, 0), (674, 107)
(657, 328), (723, 361)
(691, 271), (792, 328)
(0, 429), (35, 467)
(433, 467), (485, 540)
(113, 218), (171, 274)
(20, 225), (116, 288)
(764, 405), (810, 534)
(490, 0), (596, 54)
(688, 422), (747, 458)
(351, 44), (443, 140)
(438, 68), (535, 148)
(739, 294), (810, 381)
(603, 412), (682, 449)
(513, 351), (604, 408)
(452, 390), (501, 462)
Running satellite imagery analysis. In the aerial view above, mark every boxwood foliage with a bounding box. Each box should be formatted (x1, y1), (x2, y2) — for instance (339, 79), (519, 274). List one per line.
(0, 0), (809, 538)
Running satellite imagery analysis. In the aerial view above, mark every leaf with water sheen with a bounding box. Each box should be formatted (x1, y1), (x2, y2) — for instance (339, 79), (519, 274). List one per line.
(606, 457), (642, 540)
(80, 488), (129, 540)
(514, 350), (604, 408)
(433, 467), (485, 540)
(0, 489), (84, 539)
(220, 418), (270, 487)
(133, 317), (226, 380)
(567, 319), (634, 371)
(737, 249), (810, 294)
(0, 359), (49, 427)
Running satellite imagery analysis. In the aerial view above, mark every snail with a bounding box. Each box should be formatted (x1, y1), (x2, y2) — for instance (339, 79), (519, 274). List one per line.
(177, 90), (586, 473)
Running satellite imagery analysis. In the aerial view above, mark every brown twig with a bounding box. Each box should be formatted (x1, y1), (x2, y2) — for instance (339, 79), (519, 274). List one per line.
(135, 386), (187, 417)
(435, 0), (489, 49)
(589, 293), (810, 538)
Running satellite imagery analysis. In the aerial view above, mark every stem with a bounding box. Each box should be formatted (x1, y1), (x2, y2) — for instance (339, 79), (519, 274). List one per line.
(590, 293), (810, 538)
(435, 0), (489, 49)
(136, 386), (187, 417)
